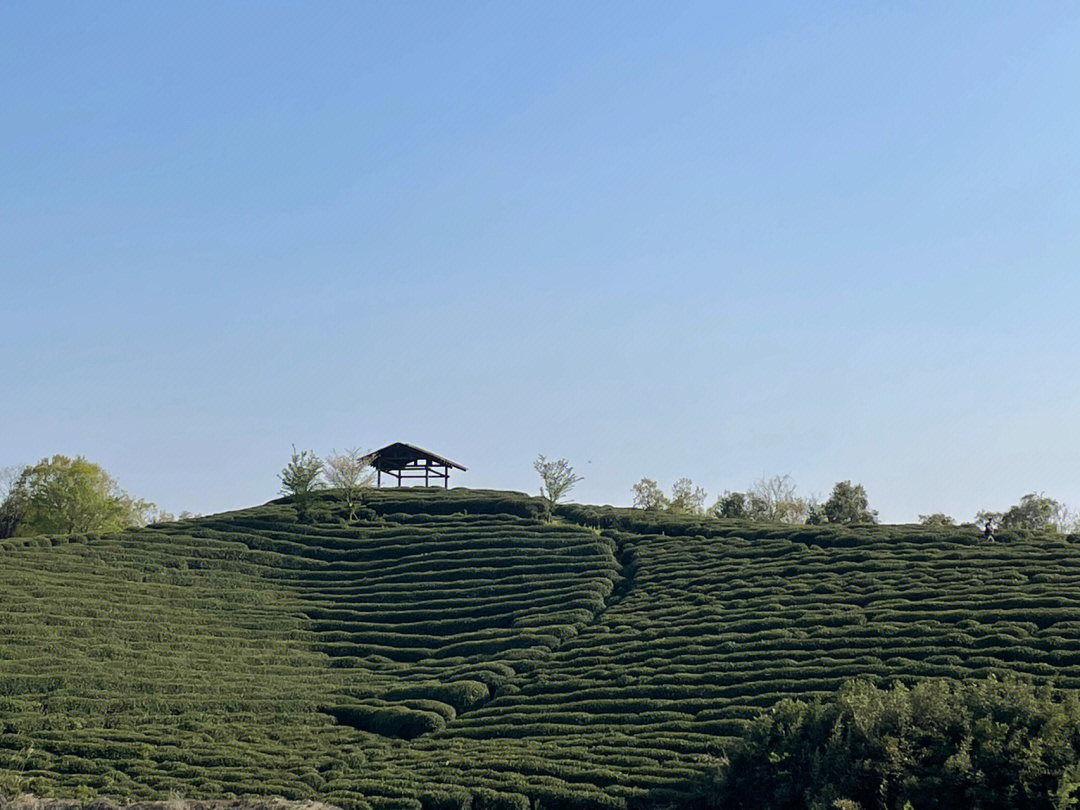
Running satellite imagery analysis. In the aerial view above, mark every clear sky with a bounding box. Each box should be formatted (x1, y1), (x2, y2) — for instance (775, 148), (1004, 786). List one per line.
(3, 2), (1078, 522)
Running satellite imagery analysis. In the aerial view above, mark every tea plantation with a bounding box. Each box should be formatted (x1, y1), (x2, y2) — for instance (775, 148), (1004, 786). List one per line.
(3, 488), (1080, 809)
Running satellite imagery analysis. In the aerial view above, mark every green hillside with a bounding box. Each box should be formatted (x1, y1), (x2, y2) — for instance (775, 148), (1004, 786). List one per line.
(2, 488), (1080, 809)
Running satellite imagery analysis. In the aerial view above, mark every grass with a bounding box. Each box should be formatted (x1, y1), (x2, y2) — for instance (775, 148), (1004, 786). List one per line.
(1, 488), (1079, 809)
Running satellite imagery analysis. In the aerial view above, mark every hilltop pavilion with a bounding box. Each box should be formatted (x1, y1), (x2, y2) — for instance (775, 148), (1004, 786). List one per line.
(363, 443), (467, 488)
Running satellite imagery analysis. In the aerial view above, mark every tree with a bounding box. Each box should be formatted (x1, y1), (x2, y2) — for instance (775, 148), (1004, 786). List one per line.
(632, 478), (669, 511)
(0, 465), (21, 501)
(823, 480), (878, 525)
(919, 512), (956, 528)
(1000, 492), (1063, 532)
(748, 474), (810, 524)
(325, 448), (374, 520)
(710, 491), (747, 519)
(280, 446), (324, 521)
(669, 478), (707, 515)
(0, 465), (24, 538)
(1058, 506), (1080, 535)
(533, 456), (583, 504)
(977, 494), (1078, 534)
(0, 455), (157, 537)
(805, 500), (827, 525)
(975, 508), (1003, 528)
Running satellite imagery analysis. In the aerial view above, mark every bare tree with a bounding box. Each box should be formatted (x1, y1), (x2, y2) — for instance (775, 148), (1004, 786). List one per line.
(1056, 504), (1080, 534)
(748, 474), (810, 524)
(0, 465), (26, 538)
(534, 455), (583, 505)
(0, 465), (22, 502)
(280, 446), (324, 521)
(325, 448), (374, 520)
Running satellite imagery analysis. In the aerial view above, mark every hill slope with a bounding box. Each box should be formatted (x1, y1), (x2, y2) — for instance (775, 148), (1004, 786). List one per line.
(2, 489), (1080, 809)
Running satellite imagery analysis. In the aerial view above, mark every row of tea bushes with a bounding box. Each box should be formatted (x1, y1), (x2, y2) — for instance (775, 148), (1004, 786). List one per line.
(6, 488), (1080, 808)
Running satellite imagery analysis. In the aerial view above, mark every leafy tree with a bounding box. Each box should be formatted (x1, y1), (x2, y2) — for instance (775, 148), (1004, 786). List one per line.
(805, 500), (827, 525)
(0, 455), (157, 537)
(823, 480), (878, 525)
(632, 478), (669, 511)
(975, 508), (1003, 527)
(1001, 492), (1064, 532)
(533, 455), (583, 504)
(977, 494), (1078, 534)
(325, 447), (374, 520)
(710, 490), (747, 519)
(280, 446), (324, 521)
(703, 675), (1080, 810)
(669, 478), (707, 515)
(919, 512), (956, 528)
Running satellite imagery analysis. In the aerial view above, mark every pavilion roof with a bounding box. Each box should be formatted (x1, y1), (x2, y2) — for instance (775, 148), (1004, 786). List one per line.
(362, 442), (467, 472)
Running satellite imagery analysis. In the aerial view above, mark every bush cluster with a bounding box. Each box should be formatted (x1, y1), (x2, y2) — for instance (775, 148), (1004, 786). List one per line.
(704, 676), (1080, 810)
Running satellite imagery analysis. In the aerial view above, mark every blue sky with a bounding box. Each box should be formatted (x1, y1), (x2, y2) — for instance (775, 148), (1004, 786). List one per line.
(2, 1), (1078, 521)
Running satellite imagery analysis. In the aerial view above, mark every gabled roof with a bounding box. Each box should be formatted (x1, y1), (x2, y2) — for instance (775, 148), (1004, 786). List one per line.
(363, 442), (467, 472)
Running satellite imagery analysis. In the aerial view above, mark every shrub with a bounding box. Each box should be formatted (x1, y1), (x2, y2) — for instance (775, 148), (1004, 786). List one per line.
(326, 704), (447, 739)
(703, 675), (1080, 810)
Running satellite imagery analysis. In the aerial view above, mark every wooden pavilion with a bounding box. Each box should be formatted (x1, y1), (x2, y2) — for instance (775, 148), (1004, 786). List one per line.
(363, 443), (466, 488)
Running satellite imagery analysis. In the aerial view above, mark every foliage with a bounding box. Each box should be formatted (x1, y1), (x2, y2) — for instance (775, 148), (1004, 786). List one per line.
(748, 474), (811, 524)
(823, 480), (878, 525)
(710, 490), (747, 519)
(633, 478), (706, 515)
(533, 455), (583, 504)
(0, 455), (157, 537)
(1002, 493), (1066, 532)
(705, 675), (1080, 810)
(669, 478), (707, 515)
(918, 512), (956, 528)
(633, 478), (669, 511)
(1003, 493), (1062, 531)
(805, 501), (827, 525)
(325, 447), (374, 519)
(279, 446), (324, 520)
(0, 465), (21, 502)
(977, 494), (1078, 535)
(709, 479), (814, 524)
(0, 465), (23, 538)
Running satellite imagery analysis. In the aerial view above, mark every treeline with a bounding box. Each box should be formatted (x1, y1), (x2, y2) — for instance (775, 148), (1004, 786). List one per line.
(630, 473), (1079, 532)
(632, 474), (876, 525)
(702, 675), (1080, 810)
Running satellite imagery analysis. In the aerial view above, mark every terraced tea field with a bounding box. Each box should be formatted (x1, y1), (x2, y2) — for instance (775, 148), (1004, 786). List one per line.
(2, 488), (1080, 809)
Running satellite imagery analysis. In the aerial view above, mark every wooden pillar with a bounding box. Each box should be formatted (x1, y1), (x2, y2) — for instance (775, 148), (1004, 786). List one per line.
(425, 462), (430, 487)
(377, 470), (381, 487)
